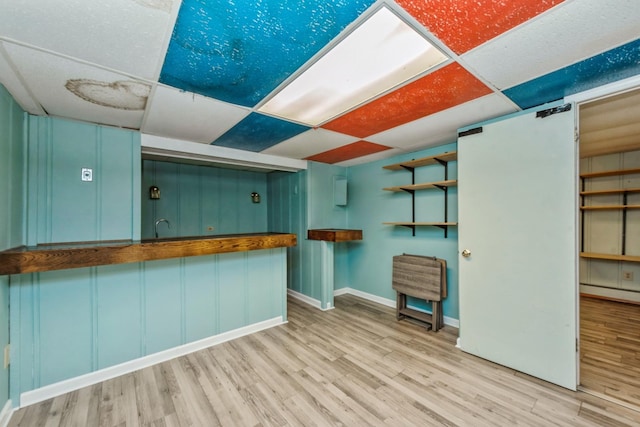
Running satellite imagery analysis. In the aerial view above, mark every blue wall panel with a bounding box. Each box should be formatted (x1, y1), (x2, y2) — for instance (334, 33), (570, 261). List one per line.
(183, 256), (218, 343)
(37, 269), (93, 386)
(0, 85), (25, 409)
(142, 160), (268, 239)
(346, 143), (460, 320)
(11, 250), (287, 404)
(27, 116), (140, 245)
(143, 259), (183, 355)
(96, 263), (143, 369)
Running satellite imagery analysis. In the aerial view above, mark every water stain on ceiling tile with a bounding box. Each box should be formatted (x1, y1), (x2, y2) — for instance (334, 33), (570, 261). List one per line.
(65, 79), (151, 110)
(159, 0), (376, 107)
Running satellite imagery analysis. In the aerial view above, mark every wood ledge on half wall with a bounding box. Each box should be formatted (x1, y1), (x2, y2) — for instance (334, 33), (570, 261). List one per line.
(0, 233), (297, 276)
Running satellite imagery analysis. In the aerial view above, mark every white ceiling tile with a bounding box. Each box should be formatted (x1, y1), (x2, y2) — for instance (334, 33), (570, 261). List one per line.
(0, 42), (46, 115)
(367, 94), (518, 151)
(262, 128), (359, 159)
(0, 0), (179, 80)
(5, 43), (148, 129)
(462, 0), (640, 89)
(143, 85), (251, 144)
(336, 148), (404, 167)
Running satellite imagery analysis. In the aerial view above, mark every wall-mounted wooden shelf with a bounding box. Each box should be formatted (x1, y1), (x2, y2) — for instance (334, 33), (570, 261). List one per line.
(383, 152), (457, 171)
(580, 168), (640, 179)
(581, 205), (640, 210)
(580, 187), (640, 196)
(383, 179), (457, 193)
(580, 252), (640, 263)
(382, 151), (457, 237)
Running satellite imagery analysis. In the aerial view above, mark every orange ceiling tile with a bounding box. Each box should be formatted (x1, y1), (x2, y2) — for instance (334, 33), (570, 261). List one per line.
(396, 0), (564, 54)
(322, 63), (492, 138)
(305, 140), (392, 164)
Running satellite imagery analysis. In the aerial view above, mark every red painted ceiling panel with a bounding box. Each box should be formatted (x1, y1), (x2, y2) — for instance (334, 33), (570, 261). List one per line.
(305, 140), (392, 164)
(396, 0), (564, 54)
(322, 63), (492, 138)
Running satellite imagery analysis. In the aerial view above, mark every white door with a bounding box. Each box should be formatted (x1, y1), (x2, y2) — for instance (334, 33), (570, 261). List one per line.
(458, 104), (578, 390)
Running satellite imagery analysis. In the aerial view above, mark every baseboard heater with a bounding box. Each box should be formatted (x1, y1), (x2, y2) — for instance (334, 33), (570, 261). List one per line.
(392, 253), (447, 332)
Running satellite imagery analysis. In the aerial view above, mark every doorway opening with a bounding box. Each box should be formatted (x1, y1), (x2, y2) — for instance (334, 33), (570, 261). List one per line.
(578, 87), (640, 409)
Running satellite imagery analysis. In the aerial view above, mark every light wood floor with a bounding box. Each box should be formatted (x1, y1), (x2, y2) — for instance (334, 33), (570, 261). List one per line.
(580, 296), (640, 409)
(10, 294), (640, 426)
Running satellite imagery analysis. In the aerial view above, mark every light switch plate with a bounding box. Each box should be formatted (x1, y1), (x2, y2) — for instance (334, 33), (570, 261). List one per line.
(81, 168), (93, 182)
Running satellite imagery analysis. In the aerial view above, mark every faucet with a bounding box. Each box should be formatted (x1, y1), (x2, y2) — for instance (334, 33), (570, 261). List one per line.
(154, 218), (171, 238)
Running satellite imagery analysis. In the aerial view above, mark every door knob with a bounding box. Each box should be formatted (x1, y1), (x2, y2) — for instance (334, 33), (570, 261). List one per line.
(461, 249), (471, 258)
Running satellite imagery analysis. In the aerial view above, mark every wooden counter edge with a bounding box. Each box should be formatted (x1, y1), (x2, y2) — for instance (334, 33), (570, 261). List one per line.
(0, 233), (297, 276)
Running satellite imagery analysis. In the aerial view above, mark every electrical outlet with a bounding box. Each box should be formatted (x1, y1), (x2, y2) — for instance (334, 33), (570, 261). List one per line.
(81, 168), (93, 182)
(623, 271), (634, 281)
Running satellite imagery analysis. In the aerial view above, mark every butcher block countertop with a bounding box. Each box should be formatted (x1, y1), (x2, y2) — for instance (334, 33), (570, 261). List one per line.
(0, 233), (297, 275)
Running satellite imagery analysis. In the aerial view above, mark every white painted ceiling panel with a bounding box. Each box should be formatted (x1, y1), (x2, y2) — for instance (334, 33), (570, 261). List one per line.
(336, 148), (403, 167)
(263, 128), (360, 159)
(367, 94), (518, 151)
(0, 0), (179, 80)
(5, 44), (148, 129)
(0, 42), (45, 115)
(462, 0), (640, 90)
(143, 85), (251, 144)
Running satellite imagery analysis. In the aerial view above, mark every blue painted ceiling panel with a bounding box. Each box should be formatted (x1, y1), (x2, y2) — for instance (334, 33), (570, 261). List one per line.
(504, 38), (640, 110)
(159, 0), (376, 107)
(212, 112), (309, 152)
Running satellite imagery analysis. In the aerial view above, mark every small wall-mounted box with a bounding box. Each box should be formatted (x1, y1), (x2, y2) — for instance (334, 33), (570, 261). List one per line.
(334, 177), (347, 206)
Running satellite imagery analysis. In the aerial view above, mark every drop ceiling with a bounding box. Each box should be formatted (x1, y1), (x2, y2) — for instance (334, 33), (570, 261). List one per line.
(1, 0), (639, 166)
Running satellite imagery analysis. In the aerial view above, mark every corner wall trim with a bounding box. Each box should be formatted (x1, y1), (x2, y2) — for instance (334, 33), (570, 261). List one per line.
(19, 317), (284, 408)
(334, 287), (460, 328)
(0, 399), (12, 427)
(287, 289), (334, 311)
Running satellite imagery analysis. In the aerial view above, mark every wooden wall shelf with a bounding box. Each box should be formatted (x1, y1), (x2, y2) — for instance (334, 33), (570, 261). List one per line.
(382, 151), (457, 237)
(0, 233), (297, 276)
(580, 252), (640, 263)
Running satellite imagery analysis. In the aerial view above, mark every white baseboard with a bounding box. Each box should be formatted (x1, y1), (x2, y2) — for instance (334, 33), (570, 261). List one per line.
(0, 400), (12, 427)
(335, 287), (460, 328)
(20, 316), (284, 408)
(286, 289), (333, 311)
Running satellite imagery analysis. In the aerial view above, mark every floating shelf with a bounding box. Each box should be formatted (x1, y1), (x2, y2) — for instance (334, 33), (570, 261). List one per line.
(580, 187), (640, 196)
(580, 168), (640, 179)
(581, 205), (640, 210)
(580, 252), (640, 263)
(383, 179), (458, 192)
(383, 151), (457, 171)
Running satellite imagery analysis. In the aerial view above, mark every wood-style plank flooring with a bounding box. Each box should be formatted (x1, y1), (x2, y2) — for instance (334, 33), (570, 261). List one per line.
(10, 295), (640, 426)
(580, 296), (640, 409)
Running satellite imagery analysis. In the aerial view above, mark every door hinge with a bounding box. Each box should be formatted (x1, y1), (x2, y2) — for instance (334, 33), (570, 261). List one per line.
(458, 127), (483, 138)
(3, 344), (9, 368)
(536, 103), (572, 118)
(576, 338), (579, 353)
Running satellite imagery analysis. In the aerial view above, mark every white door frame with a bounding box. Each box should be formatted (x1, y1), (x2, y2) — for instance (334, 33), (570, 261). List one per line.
(565, 74), (640, 387)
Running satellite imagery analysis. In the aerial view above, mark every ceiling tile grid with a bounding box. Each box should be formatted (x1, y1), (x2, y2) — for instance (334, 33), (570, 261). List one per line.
(0, 0), (639, 165)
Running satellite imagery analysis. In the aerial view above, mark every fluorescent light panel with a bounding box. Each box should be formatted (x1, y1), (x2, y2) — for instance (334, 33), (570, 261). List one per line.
(258, 7), (448, 126)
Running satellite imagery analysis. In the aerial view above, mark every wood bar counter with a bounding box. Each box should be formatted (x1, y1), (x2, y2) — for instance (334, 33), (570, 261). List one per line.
(0, 233), (297, 276)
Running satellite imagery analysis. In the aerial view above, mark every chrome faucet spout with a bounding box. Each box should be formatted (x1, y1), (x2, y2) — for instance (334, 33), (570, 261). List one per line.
(154, 218), (171, 238)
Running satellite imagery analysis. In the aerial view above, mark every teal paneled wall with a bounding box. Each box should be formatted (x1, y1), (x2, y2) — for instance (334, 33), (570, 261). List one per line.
(346, 143), (460, 320)
(267, 170), (306, 294)
(10, 249), (286, 403)
(0, 85), (25, 410)
(26, 116), (140, 245)
(142, 160), (268, 238)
